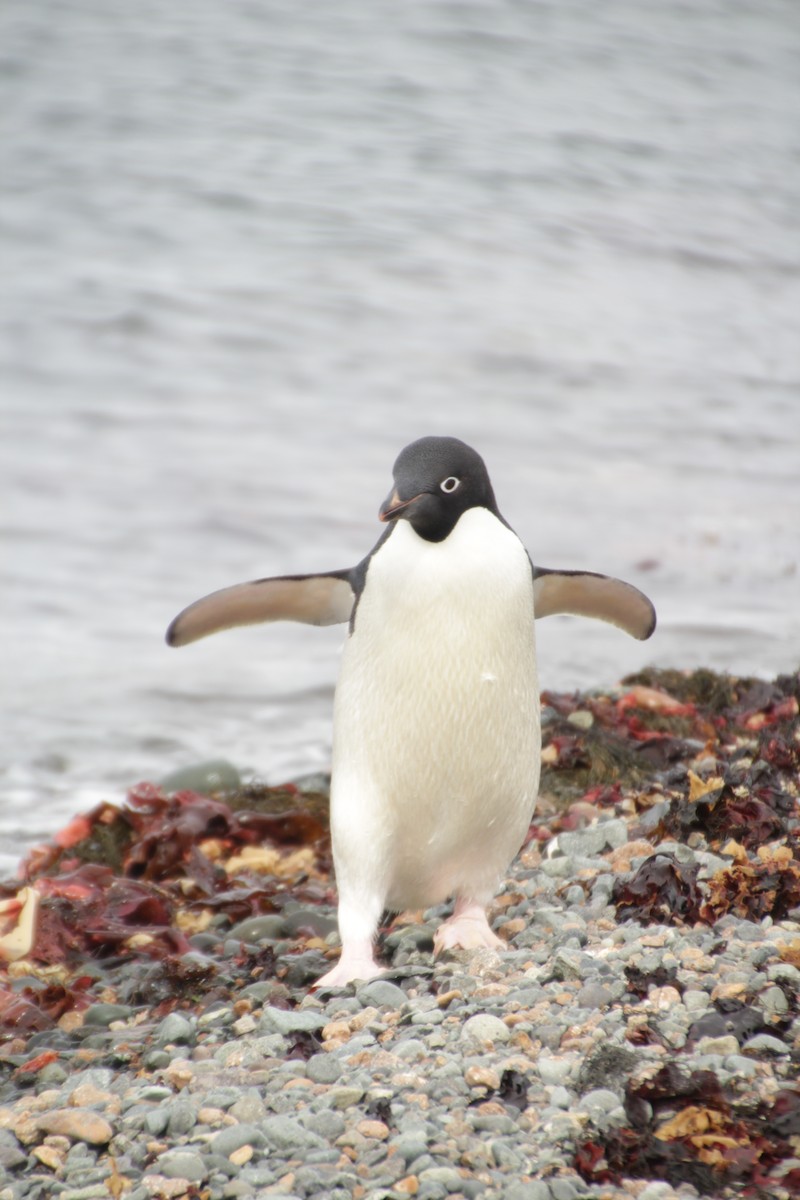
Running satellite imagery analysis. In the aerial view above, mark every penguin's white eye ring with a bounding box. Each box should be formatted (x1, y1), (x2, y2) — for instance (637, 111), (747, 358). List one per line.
(440, 476), (460, 494)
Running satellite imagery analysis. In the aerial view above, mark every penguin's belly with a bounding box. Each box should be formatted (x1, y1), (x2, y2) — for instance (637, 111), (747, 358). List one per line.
(330, 510), (540, 911)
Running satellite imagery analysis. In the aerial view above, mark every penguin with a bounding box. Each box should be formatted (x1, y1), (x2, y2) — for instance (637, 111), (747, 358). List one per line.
(166, 436), (656, 987)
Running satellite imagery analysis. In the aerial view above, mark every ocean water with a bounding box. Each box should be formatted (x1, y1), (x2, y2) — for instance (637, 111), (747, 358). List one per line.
(2, 0), (799, 869)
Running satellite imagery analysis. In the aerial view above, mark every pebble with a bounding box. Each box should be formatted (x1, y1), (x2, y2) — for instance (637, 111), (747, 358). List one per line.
(742, 1033), (788, 1055)
(305, 1054), (343, 1085)
(356, 979), (408, 1008)
(259, 1005), (327, 1036)
(156, 1150), (208, 1182)
(83, 1003), (134, 1027)
(36, 1109), (114, 1145)
(154, 1013), (195, 1046)
(228, 914), (287, 942)
(262, 1115), (326, 1153)
(160, 759), (241, 794)
(460, 1014), (510, 1046)
(210, 1123), (267, 1156)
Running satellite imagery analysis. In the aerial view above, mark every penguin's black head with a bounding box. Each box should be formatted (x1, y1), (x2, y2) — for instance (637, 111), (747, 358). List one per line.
(379, 436), (499, 542)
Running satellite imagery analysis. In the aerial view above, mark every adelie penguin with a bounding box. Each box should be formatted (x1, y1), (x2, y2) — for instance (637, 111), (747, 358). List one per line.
(167, 436), (656, 987)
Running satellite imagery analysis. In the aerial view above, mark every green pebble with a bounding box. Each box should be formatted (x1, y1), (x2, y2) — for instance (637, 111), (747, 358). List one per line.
(160, 759), (241, 795)
(83, 1003), (134, 1027)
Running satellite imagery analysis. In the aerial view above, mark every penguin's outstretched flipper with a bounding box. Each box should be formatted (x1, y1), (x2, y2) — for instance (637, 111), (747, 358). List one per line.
(533, 567), (656, 641)
(166, 571), (355, 647)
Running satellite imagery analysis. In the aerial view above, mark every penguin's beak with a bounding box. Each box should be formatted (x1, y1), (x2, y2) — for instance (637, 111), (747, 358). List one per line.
(379, 488), (423, 522)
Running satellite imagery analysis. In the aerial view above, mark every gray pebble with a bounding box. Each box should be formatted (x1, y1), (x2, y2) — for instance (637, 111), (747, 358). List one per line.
(238, 1166), (281, 1188)
(37, 1062), (69, 1086)
(283, 908), (339, 938)
(540, 856), (575, 879)
(58, 1188), (114, 1200)
(306, 1053), (342, 1084)
(166, 1099), (196, 1137)
(537, 1052), (579, 1086)
(229, 914), (287, 942)
(767, 962), (800, 986)
(723, 1053), (758, 1077)
(639, 1185), (679, 1200)
(144, 1108), (169, 1136)
(356, 979), (408, 1008)
(259, 1005), (326, 1036)
(160, 759), (240, 794)
(142, 1049), (171, 1070)
(742, 1033), (788, 1055)
(211, 1123), (267, 1157)
(136, 1086), (172, 1104)
(197, 1006), (234, 1029)
(576, 983), (613, 1008)
(503, 1185), (552, 1200)
(83, 1003), (134, 1027)
(262, 1114), (326, 1153)
(419, 1166), (465, 1191)
(301, 1110), (346, 1139)
(683, 989), (711, 1011)
(550, 1180), (582, 1200)
(154, 1012), (195, 1046)
(460, 1014), (510, 1045)
(0, 1132), (26, 1171)
(760, 985), (789, 1015)
(280, 950), (329, 988)
(228, 1089), (268, 1124)
(470, 1113), (518, 1134)
(156, 1150), (208, 1182)
(322, 1086), (364, 1109)
(395, 1037), (430, 1060)
(579, 1088), (623, 1113)
(201, 1087), (242, 1110)
(391, 1132), (430, 1162)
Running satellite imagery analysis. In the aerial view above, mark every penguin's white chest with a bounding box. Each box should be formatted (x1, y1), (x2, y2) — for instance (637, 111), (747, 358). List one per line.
(330, 508), (540, 910)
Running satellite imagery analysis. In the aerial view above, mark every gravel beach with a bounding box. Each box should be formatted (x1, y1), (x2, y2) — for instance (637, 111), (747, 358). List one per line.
(1, 669), (799, 1200)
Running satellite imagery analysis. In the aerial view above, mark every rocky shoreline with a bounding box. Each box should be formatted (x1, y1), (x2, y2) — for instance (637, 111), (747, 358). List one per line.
(1, 668), (799, 1200)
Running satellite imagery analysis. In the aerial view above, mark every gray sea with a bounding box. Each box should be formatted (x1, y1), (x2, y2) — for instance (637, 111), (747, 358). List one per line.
(2, 0), (799, 871)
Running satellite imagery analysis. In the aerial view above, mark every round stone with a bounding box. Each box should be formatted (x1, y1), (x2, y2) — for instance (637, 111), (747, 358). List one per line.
(460, 1014), (510, 1046)
(156, 1150), (208, 1182)
(306, 1054), (343, 1084)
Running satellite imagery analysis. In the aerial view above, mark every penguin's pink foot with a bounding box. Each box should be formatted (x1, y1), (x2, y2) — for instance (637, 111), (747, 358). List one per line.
(433, 900), (504, 957)
(313, 944), (385, 989)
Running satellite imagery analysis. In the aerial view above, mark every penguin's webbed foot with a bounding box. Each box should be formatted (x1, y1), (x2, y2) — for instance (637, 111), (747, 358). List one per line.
(433, 900), (504, 957)
(313, 949), (386, 990)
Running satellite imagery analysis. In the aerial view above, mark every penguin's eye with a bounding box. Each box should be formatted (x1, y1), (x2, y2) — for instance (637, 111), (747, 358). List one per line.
(440, 476), (460, 494)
